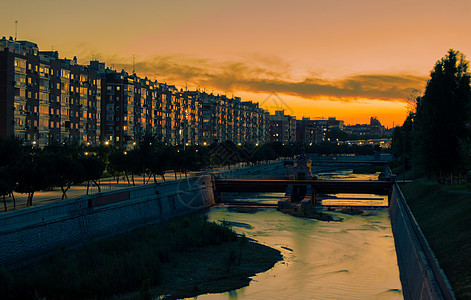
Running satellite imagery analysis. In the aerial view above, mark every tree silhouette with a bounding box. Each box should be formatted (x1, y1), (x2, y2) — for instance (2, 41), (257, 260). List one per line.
(415, 49), (471, 182)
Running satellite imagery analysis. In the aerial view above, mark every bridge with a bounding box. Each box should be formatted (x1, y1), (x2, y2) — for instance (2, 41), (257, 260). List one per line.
(310, 160), (390, 167)
(213, 178), (393, 207)
(214, 179), (392, 195)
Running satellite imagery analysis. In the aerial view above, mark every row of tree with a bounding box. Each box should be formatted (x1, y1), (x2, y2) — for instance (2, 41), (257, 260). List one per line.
(0, 138), (105, 210)
(394, 49), (471, 183)
(0, 131), (381, 210)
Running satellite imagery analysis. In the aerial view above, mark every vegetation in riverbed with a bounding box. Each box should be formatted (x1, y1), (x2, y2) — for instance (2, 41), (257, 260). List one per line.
(279, 204), (334, 221)
(0, 215), (282, 300)
(400, 180), (471, 299)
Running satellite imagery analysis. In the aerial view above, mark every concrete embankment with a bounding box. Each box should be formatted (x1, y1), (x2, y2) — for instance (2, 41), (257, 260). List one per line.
(389, 183), (455, 299)
(0, 175), (214, 270)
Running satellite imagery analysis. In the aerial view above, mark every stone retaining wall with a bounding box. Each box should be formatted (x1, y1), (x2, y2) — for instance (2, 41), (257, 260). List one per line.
(389, 183), (455, 300)
(0, 175), (214, 270)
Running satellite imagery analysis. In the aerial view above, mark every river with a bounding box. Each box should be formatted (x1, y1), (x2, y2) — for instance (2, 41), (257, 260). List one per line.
(194, 170), (403, 299)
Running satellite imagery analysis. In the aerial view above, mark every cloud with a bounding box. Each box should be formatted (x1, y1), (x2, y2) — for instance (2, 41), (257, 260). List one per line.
(104, 54), (427, 102)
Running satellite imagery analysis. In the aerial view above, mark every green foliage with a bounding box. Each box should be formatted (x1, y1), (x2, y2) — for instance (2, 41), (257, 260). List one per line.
(401, 181), (471, 298)
(414, 49), (471, 181)
(80, 156), (105, 189)
(326, 128), (381, 142)
(237, 234), (248, 265)
(306, 142), (375, 155)
(226, 249), (238, 272)
(2, 215), (238, 299)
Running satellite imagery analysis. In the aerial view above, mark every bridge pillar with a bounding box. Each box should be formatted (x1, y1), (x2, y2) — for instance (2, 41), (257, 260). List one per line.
(294, 154), (314, 180)
(312, 187), (319, 205)
(279, 184), (294, 208)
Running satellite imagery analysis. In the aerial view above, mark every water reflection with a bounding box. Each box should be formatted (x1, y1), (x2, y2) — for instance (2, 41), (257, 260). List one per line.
(193, 207), (402, 299)
(191, 169), (402, 299)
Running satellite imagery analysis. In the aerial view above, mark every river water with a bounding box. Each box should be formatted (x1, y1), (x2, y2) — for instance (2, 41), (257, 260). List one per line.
(194, 170), (403, 299)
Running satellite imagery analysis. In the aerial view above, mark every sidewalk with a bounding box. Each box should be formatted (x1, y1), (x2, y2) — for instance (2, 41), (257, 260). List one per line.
(1, 160), (282, 212)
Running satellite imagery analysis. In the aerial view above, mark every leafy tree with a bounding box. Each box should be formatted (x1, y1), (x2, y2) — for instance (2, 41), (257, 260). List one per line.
(56, 156), (86, 200)
(124, 149), (142, 186)
(80, 156), (105, 194)
(0, 167), (15, 211)
(415, 49), (471, 182)
(108, 149), (127, 184)
(147, 149), (168, 183)
(392, 113), (414, 166)
(15, 151), (58, 206)
(0, 138), (23, 209)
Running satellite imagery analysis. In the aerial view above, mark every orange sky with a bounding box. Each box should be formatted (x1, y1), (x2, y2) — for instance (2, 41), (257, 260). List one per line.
(2, 0), (471, 127)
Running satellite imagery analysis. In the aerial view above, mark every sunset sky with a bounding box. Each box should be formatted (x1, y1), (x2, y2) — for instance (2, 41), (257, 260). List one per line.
(2, 0), (471, 127)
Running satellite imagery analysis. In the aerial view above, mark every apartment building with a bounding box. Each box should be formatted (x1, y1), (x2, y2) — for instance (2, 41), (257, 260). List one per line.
(0, 37), (273, 148)
(0, 37), (101, 147)
(268, 110), (296, 144)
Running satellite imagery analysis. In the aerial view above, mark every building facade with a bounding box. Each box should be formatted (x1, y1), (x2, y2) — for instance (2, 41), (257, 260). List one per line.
(296, 117), (323, 145)
(0, 38), (101, 147)
(1, 37), (270, 148)
(268, 110), (296, 144)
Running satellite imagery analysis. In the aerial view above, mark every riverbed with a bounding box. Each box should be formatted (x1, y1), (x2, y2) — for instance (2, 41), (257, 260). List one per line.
(194, 169), (403, 299)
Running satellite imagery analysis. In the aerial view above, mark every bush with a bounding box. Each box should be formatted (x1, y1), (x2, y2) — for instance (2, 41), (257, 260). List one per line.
(2, 215), (237, 299)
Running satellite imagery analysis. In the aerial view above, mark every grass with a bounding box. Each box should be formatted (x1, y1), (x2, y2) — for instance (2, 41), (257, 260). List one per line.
(0, 215), (282, 300)
(400, 180), (471, 299)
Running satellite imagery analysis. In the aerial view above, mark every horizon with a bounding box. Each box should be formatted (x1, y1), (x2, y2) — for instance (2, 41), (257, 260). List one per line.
(2, 0), (471, 127)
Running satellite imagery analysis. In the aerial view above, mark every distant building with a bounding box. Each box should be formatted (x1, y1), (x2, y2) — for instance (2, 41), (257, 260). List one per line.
(296, 117), (323, 145)
(344, 117), (386, 136)
(269, 110), (296, 144)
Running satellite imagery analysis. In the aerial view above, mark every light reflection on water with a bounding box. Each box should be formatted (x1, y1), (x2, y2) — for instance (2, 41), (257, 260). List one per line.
(196, 207), (402, 299)
(193, 169), (403, 299)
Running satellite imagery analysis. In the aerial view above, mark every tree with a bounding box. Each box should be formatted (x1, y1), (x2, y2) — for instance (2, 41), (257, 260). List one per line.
(415, 49), (471, 182)
(15, 151), (58, 206)
(80, 156), (105, 194)
(0, 167), (15, 211)
(0, 138), (23, 209)
(56, 156), (86, 200)
(108, 149), (127, 184)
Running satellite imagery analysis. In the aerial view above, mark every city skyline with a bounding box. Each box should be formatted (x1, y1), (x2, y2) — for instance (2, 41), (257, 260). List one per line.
(2, 0), (471, 127)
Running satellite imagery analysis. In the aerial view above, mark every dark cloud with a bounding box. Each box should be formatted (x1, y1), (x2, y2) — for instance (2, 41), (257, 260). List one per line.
(106, 54), (426, 102)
